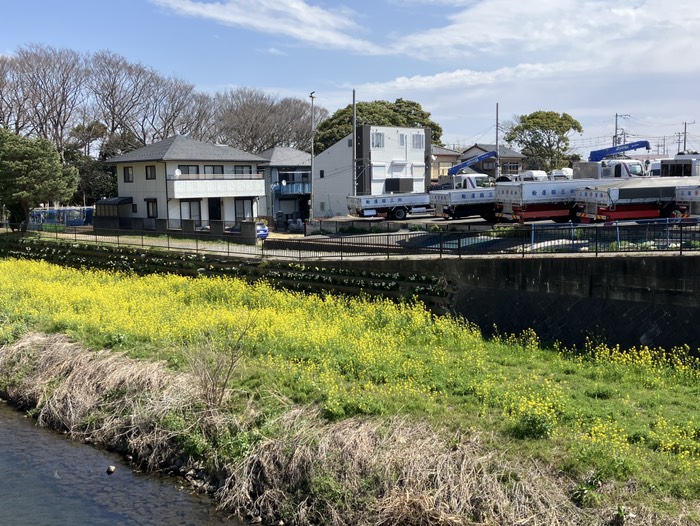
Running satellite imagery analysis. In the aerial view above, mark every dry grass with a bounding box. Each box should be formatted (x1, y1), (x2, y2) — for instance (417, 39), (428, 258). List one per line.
(0, 332), (212, 471)
(218, 408), (596, 526)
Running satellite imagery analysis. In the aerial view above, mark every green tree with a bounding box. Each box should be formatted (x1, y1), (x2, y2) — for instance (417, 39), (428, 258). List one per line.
(504, 111), (583, 172)
(314, 98), (443, 153)
(0, 127), (79, 231)
(64, 145), (116, 205)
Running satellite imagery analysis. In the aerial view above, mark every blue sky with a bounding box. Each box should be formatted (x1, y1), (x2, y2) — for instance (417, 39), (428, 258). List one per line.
(2, 0), (699, 157)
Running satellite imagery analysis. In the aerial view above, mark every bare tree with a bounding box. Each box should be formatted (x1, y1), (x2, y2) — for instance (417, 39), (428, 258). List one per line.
(213, 87), (327, 154)
(179, 92), (217, 142)
(125, 71), (196, 145)
(14, 44), (88, 162)
(275, 96), (328, 151)
(0, 55), (31, 134)
(214, 87), (278, 153)
(88, 51), (153, 138)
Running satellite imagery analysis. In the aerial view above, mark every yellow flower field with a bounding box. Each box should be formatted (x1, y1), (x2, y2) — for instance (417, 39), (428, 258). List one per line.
(0, 258), (699, 497)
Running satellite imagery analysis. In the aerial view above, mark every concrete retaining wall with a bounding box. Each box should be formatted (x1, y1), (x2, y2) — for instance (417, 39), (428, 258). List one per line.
(326, 255), (700, 351)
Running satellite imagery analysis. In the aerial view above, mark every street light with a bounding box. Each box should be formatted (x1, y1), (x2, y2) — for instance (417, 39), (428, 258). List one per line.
(309, 91), (315, 221)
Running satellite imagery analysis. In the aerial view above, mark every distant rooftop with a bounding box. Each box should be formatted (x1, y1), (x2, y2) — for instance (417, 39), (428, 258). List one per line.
(259, 146), (311, 167)
(106, 135), (266, 164)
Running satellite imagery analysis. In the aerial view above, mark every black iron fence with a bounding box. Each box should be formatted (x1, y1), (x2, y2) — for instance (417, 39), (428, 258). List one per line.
(2, 219), (699, 261)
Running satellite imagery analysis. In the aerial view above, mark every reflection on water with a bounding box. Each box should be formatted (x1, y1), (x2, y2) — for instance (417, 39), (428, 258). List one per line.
(0, 401), (240, 525)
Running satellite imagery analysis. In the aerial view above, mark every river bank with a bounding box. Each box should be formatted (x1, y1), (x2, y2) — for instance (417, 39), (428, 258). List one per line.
(0, 332), (592, 526)
(2, 331), (697, 525)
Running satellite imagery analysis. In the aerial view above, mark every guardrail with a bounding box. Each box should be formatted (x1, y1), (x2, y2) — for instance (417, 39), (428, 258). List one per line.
(2, 219), (699, 261)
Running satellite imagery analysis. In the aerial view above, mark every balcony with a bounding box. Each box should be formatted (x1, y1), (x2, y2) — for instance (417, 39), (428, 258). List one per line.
(273, 181), (310, 196)
(167, 172), (265, 199)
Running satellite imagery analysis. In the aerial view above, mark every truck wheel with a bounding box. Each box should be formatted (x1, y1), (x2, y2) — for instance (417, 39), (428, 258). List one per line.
(391, 208), (407, 220)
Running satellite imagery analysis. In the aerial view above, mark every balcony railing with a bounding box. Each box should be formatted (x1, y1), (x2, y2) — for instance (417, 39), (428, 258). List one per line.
(168, 172), (263, 181)
(274, 182), (310, 195)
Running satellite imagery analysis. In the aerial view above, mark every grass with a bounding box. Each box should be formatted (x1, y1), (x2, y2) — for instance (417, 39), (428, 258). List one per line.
(0, 258), (699, 525)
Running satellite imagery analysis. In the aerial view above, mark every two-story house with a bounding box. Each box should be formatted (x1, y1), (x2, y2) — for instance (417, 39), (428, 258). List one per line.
(258, 146), (311, 228)
(99, 135), (267, 232)
(459, 143), (525, 178)
(312, 125), (432, 218)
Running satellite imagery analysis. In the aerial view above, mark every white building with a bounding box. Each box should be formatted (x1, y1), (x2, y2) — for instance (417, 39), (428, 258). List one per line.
(100, 135), (267, 231)
(312, 125), (432, 218)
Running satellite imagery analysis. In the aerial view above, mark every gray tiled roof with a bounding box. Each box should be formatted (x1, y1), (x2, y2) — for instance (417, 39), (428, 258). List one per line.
(106, 135), (266, 164)
(462, 143), (524, 159)
(259, 146), (311, 167)
(431, 145), (459, 155)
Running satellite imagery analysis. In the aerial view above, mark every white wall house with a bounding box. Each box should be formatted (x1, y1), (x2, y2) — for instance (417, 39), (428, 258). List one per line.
(312, 125), (432, 218)
(101, 135), (267, 230)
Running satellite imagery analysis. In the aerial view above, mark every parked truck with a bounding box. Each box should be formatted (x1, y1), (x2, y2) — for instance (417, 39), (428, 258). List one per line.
(660, 153), (700, 177)
(495, 179), (600, 223)
(347, 193), (432, 220)
(573, 140), (651, 179)
(574, 177), (698, 222)
(675, 184), (700, 216)
(430, 174), (496, 220)
(494, 142), (652, 223)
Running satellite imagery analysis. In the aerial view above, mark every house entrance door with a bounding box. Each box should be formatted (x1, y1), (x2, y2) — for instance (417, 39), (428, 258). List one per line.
(208, 198), (222, 221)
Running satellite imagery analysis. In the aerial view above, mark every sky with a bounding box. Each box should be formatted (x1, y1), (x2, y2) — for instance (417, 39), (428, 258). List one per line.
(1, 0), (699, 158)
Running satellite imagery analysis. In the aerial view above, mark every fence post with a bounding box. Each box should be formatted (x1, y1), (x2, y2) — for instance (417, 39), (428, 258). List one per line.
(680, 223), (683, 255)
(595, 226), (598, 256)
(386, 233), (390, 259)
(340, 236), (344, 261)
(439, 231), (443, 258)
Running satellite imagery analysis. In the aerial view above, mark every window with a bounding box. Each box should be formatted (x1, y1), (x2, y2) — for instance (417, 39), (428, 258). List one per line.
(180, 200), (202, 226)
(145, 165), (156, 180)
(146, 199), (158, 218)
(123, 166), (133, 183)
(204, 165), (224, 175)
(177, 165), (199, 174)
(371, 131), (385, 149)
(233, 165), (252, 175)
(411, 133), (424, 149)
(320, 169), (324, 179)
(234, 198), (254, 220)
(131, 204), (137, 214)
(399, 133), (406, 147)
(503, 162), (520, 175)
(347, 139), (353, 147)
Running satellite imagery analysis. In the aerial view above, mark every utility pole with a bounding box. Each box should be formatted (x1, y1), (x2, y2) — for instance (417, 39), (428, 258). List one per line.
(683, 121), (695, 152)
(309, 91), (315, 221)
(352, 89), (357, 196)
(495, 103), (500, 179)
(614, 113), (629, 146)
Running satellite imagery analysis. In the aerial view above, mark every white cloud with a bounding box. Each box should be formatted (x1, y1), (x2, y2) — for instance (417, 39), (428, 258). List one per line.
(151, 0), (700, 154)
(150, 0), (382, 54)
(266, 47), (287, 56)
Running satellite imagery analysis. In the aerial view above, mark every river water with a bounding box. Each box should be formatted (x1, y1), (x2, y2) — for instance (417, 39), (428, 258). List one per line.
(0, 401), (241, 525)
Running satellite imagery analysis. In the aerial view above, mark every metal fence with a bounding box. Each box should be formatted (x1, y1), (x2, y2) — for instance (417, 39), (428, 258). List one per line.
(3, 219), (700, 261)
